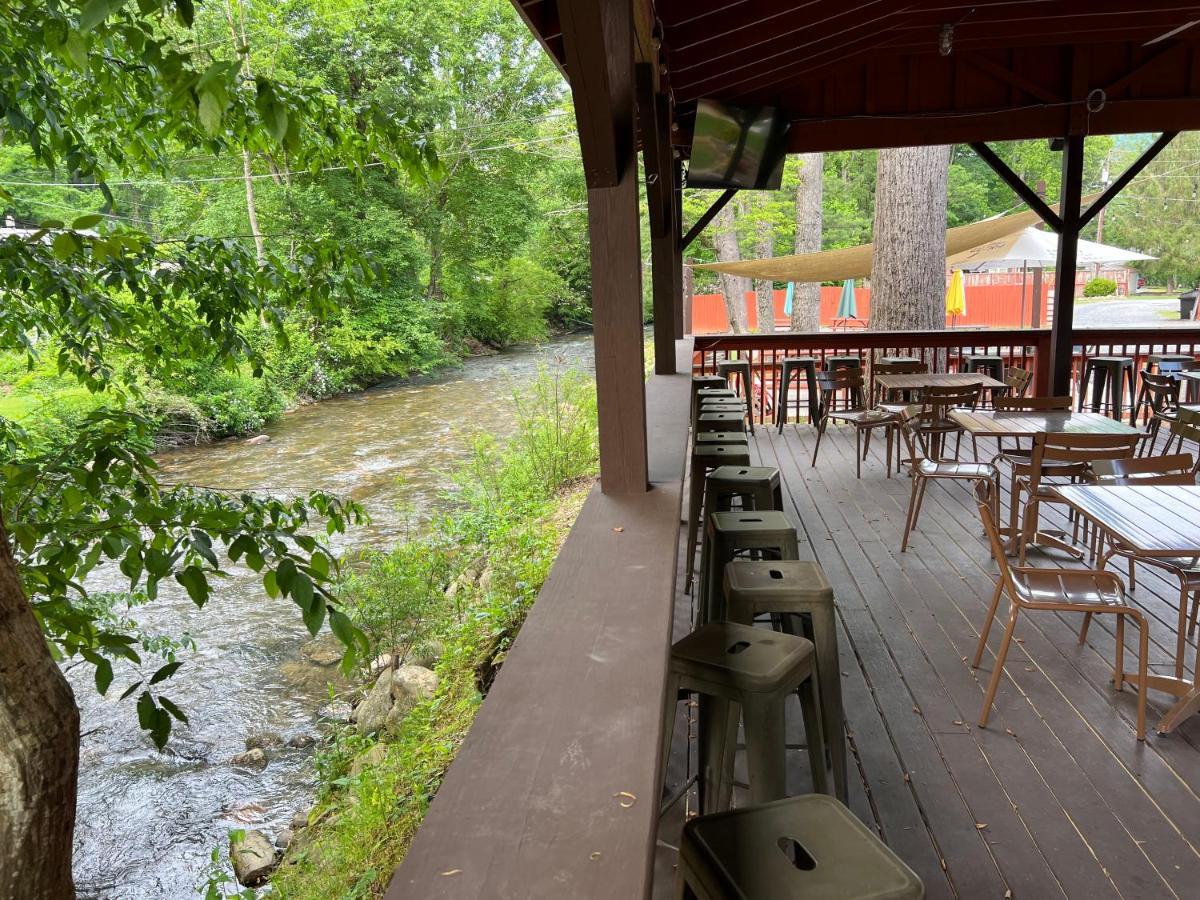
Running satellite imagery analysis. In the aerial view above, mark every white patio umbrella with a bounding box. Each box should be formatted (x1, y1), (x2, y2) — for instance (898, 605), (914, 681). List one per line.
(946, 226), (1154, 326)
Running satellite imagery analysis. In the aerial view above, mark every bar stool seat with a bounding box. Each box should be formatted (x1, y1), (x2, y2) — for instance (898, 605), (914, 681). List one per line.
(718, 359), (756, 434)
(676, 794), (924, 900)
(1079, 355), (1136, 423)
(1147, 353), (1195, 371)
(696, 411), (748, 433)
(724, 560), (847, 804)
(694, 387), (738, 428)
(697, 468), (785, 593)
(776, 356), (819, 431)
(686, 445), (753, 592)
(700, 510), (799, 626)
(695, 430), (750, 446)
(964, 354), (1004, 380)
(662, 622), (828, 814)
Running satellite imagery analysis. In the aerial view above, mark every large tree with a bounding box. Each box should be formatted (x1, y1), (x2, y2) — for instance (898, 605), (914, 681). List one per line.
(713, 200), (749, 333)
(0, 2), (430, 896)
(790, 152), (824, 331)
(870, 146), (950, 332)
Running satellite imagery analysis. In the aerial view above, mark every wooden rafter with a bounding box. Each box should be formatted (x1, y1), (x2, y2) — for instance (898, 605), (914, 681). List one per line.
(968, 142), (1063, 232)
(1080, 131), (1178, 228)
(682, 188), (737, 251)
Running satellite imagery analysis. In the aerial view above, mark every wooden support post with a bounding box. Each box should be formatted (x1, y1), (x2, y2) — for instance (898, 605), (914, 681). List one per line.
(638, 63), (677, 375)
(562, 0), (648, 494)
(674, 157), (687, 337)
(1048, 135), (1085, 396)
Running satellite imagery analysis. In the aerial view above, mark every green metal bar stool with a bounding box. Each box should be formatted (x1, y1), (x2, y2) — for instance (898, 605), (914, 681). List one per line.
(718, 359), (756, 434)
(697, 410), (748, 433)
(1147, 353), (1195, 372)
(963, 353), (1004, 380)
(775, 356), (819, 431)
(724, 560), (847, 804)
(661, 622), (828, 816)
(686, 444), (753, 593)
(675, 794), (924, 899)
(695, 468), (782, 605)
(694, 387), (737, 426)
(1078, 355), (1136, 423)
(699, 510), (799, 627)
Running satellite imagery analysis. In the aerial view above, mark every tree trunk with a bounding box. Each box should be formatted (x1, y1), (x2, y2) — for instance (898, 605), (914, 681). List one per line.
(713, 201), (748, 334)
(0, 512), (80, 900)
(753, 198), (775, 334)
(682, 260), (694, 336)
(790, 152), (824, 331)
(869, 146), (950, 333)
(226, 0), (266, 266)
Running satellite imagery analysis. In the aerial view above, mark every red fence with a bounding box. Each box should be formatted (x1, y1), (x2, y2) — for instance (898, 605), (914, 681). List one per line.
(692, 283), (1052, 333)
(693, 327), (1200, 424)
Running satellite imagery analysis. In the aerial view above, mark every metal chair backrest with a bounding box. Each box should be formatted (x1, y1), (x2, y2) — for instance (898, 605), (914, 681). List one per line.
(1140, 371), (1181, 413)
(1003, 367), (1032, 398)
(1026, 431), (1140, 488)
(1107, 453), (1196, 483)
(816, 369), (866, 412)
(992, 395), (1072, 411)
(1170, 406), (1200, 447)
(919, 383), (982, 426)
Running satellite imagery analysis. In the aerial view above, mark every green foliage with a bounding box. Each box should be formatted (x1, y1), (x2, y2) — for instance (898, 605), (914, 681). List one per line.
(1084, 277), (1118, 297)
(271, 370), (597, 898)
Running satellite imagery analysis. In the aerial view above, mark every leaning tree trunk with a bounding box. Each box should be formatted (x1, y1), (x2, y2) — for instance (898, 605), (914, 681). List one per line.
(713, 201), (749, 334)
(0, 512), (79, 900)
(753, 199), (775, 334)
(790, 152), (824, 332)
(869, 146), (950, 332)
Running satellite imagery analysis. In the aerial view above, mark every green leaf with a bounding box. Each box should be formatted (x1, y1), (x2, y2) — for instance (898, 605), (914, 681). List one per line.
(119, 680), (144, 701)
(150, 660), (183, 685)
(175, 566), (209, 606)
(175, 0), (195, 27)
(51, 232), (80, 260)
(309, 550), (330, 580)
(301, 596), (325, 637)
(290, 571), (313, 608)
(262, 569), (279, 599)
(79, 0), (114, 32)
(136, 691), (156, 730)
(62, 29), (88, 68)
(275, 558), (297, 593)
(198, 88), (224, 137)
(159, 696), (188, 723)
(72, 214), (103, 229)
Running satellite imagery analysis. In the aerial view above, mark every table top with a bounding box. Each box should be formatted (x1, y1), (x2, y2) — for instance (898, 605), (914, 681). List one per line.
(1054, 485), (1200, 557)
(949, 409), (1143, 437)
(874, 372), (1007, 390)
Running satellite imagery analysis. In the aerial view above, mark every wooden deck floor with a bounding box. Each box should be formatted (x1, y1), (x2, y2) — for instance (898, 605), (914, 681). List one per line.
(655, 422), (1200, 899)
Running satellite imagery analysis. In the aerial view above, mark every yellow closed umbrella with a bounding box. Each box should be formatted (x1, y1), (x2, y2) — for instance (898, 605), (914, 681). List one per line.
(945, 269), (966, 325)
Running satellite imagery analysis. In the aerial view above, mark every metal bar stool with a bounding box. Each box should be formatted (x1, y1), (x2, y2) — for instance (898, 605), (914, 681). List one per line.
(963, 353), (1004, 380)
(1078, 355), (1136, 423)
(693, 387), (737, 429)
(718, 359), (756, 434)
(696, 410), (748, 434)
(686, 444), (753, 593)
(661, 622), (828, 815)
(675, 795), (924, 899)
(775, 356), (819, 431)
(699, 510), (799, 627)
(724, 560), (847, 804)
(1146, 353), (1195, 372)
(696, 468), (783, 611)
(695, 431), (750, 447)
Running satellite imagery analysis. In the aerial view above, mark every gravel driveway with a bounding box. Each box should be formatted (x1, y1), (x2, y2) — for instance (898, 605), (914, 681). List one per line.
(1072, 297), (1193, 327)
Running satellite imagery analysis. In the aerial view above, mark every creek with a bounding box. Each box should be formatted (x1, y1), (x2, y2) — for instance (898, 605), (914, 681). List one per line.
(70, 334), (595, 898)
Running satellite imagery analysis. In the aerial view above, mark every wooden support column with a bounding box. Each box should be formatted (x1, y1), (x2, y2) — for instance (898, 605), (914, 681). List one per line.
(638, 64), (678, 375)
(674, 157), (687, 337)
(1048, 134), (1085, 396)
(562, 0), (648, 494)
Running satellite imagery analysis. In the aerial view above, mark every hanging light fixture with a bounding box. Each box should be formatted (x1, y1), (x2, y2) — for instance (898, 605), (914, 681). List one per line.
(938, 23), (954, 56)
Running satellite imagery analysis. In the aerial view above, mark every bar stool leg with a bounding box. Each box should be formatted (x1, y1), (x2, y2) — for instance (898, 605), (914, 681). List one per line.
(685, 465), (705, 594)
(796, 672), (830, 796)
(741, 694), (788, 806)
(698, 693), (738, 815)
(784, 608), (847, 802)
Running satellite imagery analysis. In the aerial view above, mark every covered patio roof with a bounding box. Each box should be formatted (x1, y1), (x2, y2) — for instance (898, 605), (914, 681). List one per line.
(517, 0), (1200, 152)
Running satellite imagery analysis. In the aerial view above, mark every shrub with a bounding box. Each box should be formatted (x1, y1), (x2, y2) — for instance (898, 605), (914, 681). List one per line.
(1084, 277), (1117, 297)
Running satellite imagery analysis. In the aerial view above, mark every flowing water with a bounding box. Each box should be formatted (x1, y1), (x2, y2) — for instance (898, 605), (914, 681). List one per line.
(70, 334), (595, 899)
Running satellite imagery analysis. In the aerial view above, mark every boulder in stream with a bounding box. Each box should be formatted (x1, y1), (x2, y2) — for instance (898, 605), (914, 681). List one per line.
(229, 748), (268, 771)
(301, 635), (344, 667)
(244, 434), (271, 445)
(352, 668), (394, 735)
(285, 733), (316, 749)
(230, 829), (277, 886)
(245, 733), (283, 751)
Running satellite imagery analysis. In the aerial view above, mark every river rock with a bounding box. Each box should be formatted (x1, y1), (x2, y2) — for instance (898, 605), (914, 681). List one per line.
(385, 665), (438, 729)
(370, 652), (395, 675)
(349, 743), (388, 777)
(229, 748), (268, 771)
(285, 733), (316, 749)
(231, 829), (276, 885)
(317, 700), (353, 723)
(245, 732), (283, 751)
(244, 434), (271, 445)
(291, 808), (311, 831)
(352, 668), (394, 735)
(275, 828), (294, 850)
(301, 635), (344, 667)
(408, 641), (444, 670)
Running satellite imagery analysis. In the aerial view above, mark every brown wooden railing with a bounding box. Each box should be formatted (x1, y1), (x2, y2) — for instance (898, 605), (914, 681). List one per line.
(694, 327), (1200, 424)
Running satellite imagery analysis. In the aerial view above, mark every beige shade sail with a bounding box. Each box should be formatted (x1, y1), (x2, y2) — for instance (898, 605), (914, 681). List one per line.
(690, 198), (1096, 283)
